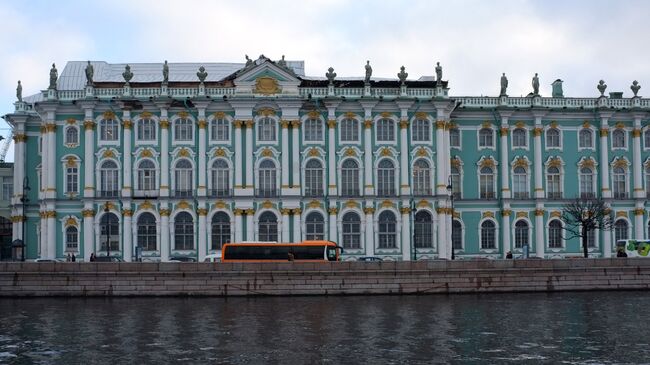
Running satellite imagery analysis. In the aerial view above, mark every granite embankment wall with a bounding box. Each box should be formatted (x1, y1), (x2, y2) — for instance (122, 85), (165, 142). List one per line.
(1, 259), (649, 297)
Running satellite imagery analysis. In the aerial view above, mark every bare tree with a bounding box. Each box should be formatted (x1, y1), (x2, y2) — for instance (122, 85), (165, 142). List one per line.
(561, 197), (614, 258)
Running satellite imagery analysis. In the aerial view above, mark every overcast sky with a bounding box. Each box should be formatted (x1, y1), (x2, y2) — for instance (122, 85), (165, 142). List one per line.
(1, 0), (648, 161)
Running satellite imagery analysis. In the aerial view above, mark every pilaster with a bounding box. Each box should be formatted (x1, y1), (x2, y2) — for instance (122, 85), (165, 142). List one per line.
(233, 120), (243, 190)
(360, 100), (377, 196)
(195, 101), (210, 197)
(197, 205), (207, 261)
(292, 208), (302, 242)
(599, 111), (614, 199)
(325, 101), (341, 196)
(401, 206), (411, 261)
(398, 104), (411, 196)
(436, 206), (448, 259)
(82, 206), (94, 261)
(501, 207), (512, 258)
(534, 205), (544, 258)
(364, 206), (375, 257)
(632, 113), (644, 198)
(157, 104), (170, 197)
(290, 120), (301, 194)
(122, 206), (133, 262)
(532, 111), (546, 199)
(281, 208), (291, 243)
(328, 207), (338, 242)
(234, 209), (244, 242)
(121, 108), (132, 197)
(79, 101), (97, 198)
(498, 111), (513, 199)
(160, 206), (170, 261)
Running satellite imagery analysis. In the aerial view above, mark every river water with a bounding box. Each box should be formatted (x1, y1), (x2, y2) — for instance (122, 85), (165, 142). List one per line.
(1, 291), (649, 364)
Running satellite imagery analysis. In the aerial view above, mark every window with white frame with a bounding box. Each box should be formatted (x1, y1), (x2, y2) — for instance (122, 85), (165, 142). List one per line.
(478, 128), (494, 148)
(412, 119), (430, 142)
(612, 129), (626, 148)
(1, 179), (13, 201)
(174, 159), (193, 197)
(257, 117), (276, 142)
(137, 213), (157, 251)
(99, 213), (119, 252)
(512, 128), (527, 148)
(65, 166), (78, 194)
(100, 118), (118, 141)
(211, 212), (230, 250)
(452, 220), (463, 249)
(174, 118), (193, 141)
(258, 212), (278, 242)
(512, 166), (528, 199)
(479, 166), (495, 199)
(340, 118), (359, 142)
(342, 212), (361, 249)
(99, 160), (119, 197)
(450, 166), (461, 199)
(377, 159), (395, 197)
(414, 210), (433, 248)
(613, 166), (627, 199)
(412, 159), (431, 196)
(480, 220), (496, 249)
(546, 128), (560, 148)
(304, 118), (323, 142)
(514, 220), (529, 249)
(65, 226), (78, 252)
(137, 159), (156, 191)
(258, 159), (277, 197)
(65, 126), (78, 145)
(614, 219), (629, 243)
(210, 159), (230, 197)
(449, 128), (460, 148)
(174, 212), (194, 250)
(376, 118), (395, 142)
(137, 118), (156, 141)
(587, 227), (596, 248)
(305, 212), (325, 240)
(377, 211), (397, 249)
(546, 166), (562, 199)
(304, 159), (324, 197)
(579, 129), (593, 148)
(341, 159), (359, 197)
(580, 167), (595, 198)
(210, 117), (229, 142)
(548, 220), (563, 248)
(645, 130), (650, 149)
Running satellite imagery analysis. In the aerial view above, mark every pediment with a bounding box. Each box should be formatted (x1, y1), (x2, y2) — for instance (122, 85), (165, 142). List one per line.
(233, 58), (301, 96)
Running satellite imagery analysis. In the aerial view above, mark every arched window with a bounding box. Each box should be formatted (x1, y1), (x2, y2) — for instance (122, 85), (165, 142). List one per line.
(304, 118), (323, 142)
(414, 210), (433, 248)
(546, 166), (562, 199)
(612, 129), (626, 148)
(258, 212), (278, 242)
(174, 117), (193, 141)
(378, 211), (397, 249)
(579, 129), (593, 148)
(174, 159), (193, 197)
(100, 212), (119, 252)
(480, 220), (496, 249)
(376, 118), (395, 142)
(478, 128), (493, 147)
(412, 159), (431, 196)
(340, 118), (359, 142)
(137, 213), (157, 251)
(304, 159), (324, 197)
(580, 167), (595, 198)
(341, 159), (360, 197)
(377, 159), (395, 197)
(65, 226), (78, 252)
(613, 166), (627, 199)
(512, 128), (526, 148)
(449, 128), (460, 147)
(645, 166), (650, 198)
(587, 228), (596, 248)
(100, 118), (118, 141)
(645, 130), (650, 149)
(479, 166), (495, 199)
(65, 126), (78, 145)
(257, 117), (276, 142)
(65, 164), (78, 194)
(614, 220), (629, 243)
(412, 119), (430, 142)
(210, 117), (229, 141)
(452, 220), (463, 249)
(210, 159), (230, 197)
(514, 220), (529, 248)
(137, 159), (156, 192)
(342, 212), (361, 249)
(305, 212), (325, 240)
(546, 128), (560, 148)
(512, 166), (528, 199)
(138, 117), (156, 141)
(258, 159), (277, 197)
(548, 220), (563, 248)
(174, 212), (194, 250)
(211, 212), (230, 250)
(450, 165), (461, 199)
(99, 160), (119, 197)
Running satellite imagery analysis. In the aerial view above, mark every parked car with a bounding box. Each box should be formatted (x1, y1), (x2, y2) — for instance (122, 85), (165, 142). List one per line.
(94, 256), (123, 262)
(34, 258), (64, 263)
(203, 253), (221, 263)
(169, 256), (197, 262)
(357, 256), (383, 262)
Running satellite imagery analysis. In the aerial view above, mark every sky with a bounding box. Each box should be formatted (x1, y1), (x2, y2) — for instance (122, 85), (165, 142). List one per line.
(1, 0), (649, 161)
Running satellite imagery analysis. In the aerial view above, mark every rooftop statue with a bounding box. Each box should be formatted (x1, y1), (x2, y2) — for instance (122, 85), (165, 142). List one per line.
(85, 61), (94, 86)
(16, 80), (22, 102)
(597, 80), (607, 96)
(397, 66), (408, 85)
(122, 64), (133, 84)
(197, 66), (208, 83)
(435, 62), (442, 83)
(49, 63), (57, 90)
(245, 55), (253, 67)
(500, 73), (508, 96)
(326, 67), (337, 86)
(631, 80), (641, 97)
(532, 73), (540, 95)
(277, 55), (287, 68)
(364, 60), (372, 84)
(162, 60), (169, 84)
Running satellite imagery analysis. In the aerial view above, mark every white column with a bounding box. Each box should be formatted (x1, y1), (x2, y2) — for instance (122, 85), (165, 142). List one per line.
(533, 123), (544, 198)
(83, 108), (95, 198)
(197, 112), (207, 196)
(234, 210), (243, 242)
(364, 207), (375, 256)
(535, 207), (544, 258)
(291, 121), (301, 188)
(281, 209), (290, 242)
(329, 207), (337, 242)
(364, 119), (373, 195)
(635, 208), (644, 240)
(500, 125), (510, 199)
(40, 213), (48, 258)
(281, 121), (290, 190)
(160, 209), (170, 261)
(502, 210), (511, 258)
(45, 116), (56, 198)
(632, 117), (643, 198)
(160, 109), (170, 197)
(198, 209), (207, 261)
(47, 212), (56, 259)
(435, 121), (446, 196)
(123, 209), (133, 262)
(400, 119), (409, 196)
(401, 207), (411, 261)
(437, 207), (447, 259)
(234, 121), (243, 189)
(245, 121), (254, 190)
(293, 208), (302, 242)
(327, 119), (337, 195)
(83, 209), (94, 261)
(603, 228), (612, 258)
(122, 110), (132, 197)
(599, 116), (611, 198)
(245, 210), (255, 241)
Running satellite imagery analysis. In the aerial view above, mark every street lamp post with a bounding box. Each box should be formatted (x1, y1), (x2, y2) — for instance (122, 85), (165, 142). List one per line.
(446, 175), (455, 260)
(19, 176), (30, 261)
(103, 203), (111, 258)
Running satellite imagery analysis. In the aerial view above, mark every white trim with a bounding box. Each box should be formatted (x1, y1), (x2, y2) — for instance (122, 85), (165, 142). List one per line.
(611, 128), (629, 151)
(373, 115), (398, 146)
(170, 209), (197, 253)
(301, 114), (326, 145)
(374, 208), (401, 253)
(337, 114), (362, 145)
(134, 113), (160, 146)
(63, 125), (80, 148)
(512, 218), (532, 251)
(132, 210), (160, 255)
(511, 127), (529, 150)
(577, 127), (596, 151)
(96, 113), (121, 146)
(546, 218), (565, 250)
(207, 113), (233, 145)
(544, 126), (562, 150)
(410, 115), (433, 145)
(254, 115), (279, 145)
(477, 127), (496, 150)
(171, 113), (196, 146)
(477, 217), (499, 252)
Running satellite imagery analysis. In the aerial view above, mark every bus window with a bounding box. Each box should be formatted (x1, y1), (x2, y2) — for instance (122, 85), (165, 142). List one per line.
(327, 247), (337, 261)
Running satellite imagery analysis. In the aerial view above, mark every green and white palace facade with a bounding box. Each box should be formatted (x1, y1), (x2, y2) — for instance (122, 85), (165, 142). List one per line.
(4, 55), (650, 261)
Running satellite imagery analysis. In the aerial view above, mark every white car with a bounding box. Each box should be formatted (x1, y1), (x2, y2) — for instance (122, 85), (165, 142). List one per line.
(203, 253), (222, 263)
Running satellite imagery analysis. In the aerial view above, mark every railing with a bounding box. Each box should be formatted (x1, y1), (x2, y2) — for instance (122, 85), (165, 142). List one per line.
(480, 192), (496, 200)
(412, 188), (432, 197)
(171, 190), (193, 198)
(376, 189), (397, 198)
(513, 192), (530, 200)
(208, 189), (233, 198)
(339, 190), (361, 198)
(304, 189), (324, 198)
(254, 189), (280, 198)
(613, 192), (628, 199)
(581, 193), (596, 199)
(547, 192), (563, 200)
(97, 190), (119, 198)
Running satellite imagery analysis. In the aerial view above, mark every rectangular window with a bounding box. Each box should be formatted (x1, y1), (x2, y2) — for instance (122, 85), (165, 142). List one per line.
(304, 119), (323, 142)
(340, 119), (359, 142)
(2, 179), (13, 201)
(211, 119), (229, 141)
(65, 167), (78, 194)
(138, 120), (155, 141)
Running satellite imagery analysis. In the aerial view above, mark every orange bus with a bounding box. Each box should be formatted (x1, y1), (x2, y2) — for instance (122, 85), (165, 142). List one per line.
(221, 240), (343, 262)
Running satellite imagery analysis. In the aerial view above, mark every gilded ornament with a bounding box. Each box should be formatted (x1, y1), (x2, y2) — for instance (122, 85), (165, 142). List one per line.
(499, 127), (509, 136)
(140, 111), (153, 118)
(66, 118), (76, 125)
(292, 208), (302, 215)
(616, 211), (628, 218)
(533, 127), (543, 137)
(178, 148), (190, 157)
(345, 201), (359, 209)
(213, 111), (226, 119)
(308, 200), (321, 209)
(583, 120), (591, 128)
(364, 120), (373, 129)
(327, 120), (336, 128)
(363, 207), (375, 214)
(547, 157), (562, 168)
(45, 123), (57, 132)
(159, 119), (169, 129)
(515, 121), (526, 128)
(281, 120), (290, 128)
(261, 148), (273, 157)
(64, 217), (77, 227)
(550, 211), (562, 218)
(139, 200), (153, 210)
(291, 120), (301, 128)
(479, 157), (495, 168)
(46, 211), (56, 218)
(214, 201), (227, 209)
(416, 147), (428, 157)
(450, 158), (461, 168)
(400, 207), (411, 214)
(122, 209), (133, 217)
(380, 147), (392, 157)
(177, 201), (191, 210)
(197, 208), (208, 216)
(550, 121), (558, 128)
(103, 111), (115, 119)
(579, 158), (595, 169)
(308, 148), (320, 157)
(328, 207), (338, 215)
(197, 119), (207, 129)
(344, 148), (357, 157)
(214, 147), (226, 157)
(178, 111), (189, 118)
(261, 200), (274, 209)
(400, 120), (409, 129)
(633, 208), (645, 216)
(159, 209), (171, 217)
(13, 134), (27, 143)
(615, 122), (625, 129)
(481, 121), (492, 128)
(244, 208), (255, 215)
(482, 211), (495, 218)
(102, 149), (115, 158)
(280, 208), (291, 215)
(380, 200), (395, 208)
(245, 120), (254, 128)
(612, 158), (628, 169)
(81, 209), (95, 218)
(122, 120), (132, 129)
(632, 129), (641, 138)
(233, 208), (244, 216)
(534, 209), (545, 216)
(599, 128), (609, 137)
(414, 112), (428, 119)
(233, 120), (243, 129)
(417, 200), (430, 208)
(344, 112), (357, 119)
(501, 209), (512, 217)
(307, 110), (320, 119)
(140, 149), (153, 158)
(436, 120), (446, 129)
(380, 112), (392, 118)
(254, 77), (281, 95)
(513, 157), (528, 168)
(516, 211), (528, 218)
(452, 210), (460, 219)
(66, 156), (77, 168)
